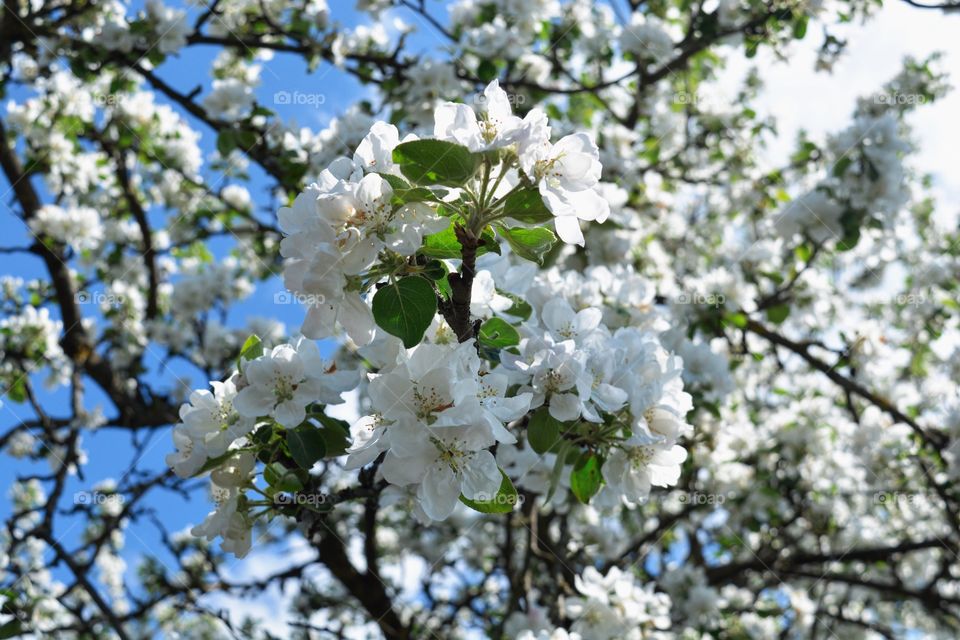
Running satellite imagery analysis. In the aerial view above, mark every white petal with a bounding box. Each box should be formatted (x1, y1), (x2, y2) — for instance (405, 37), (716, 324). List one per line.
(549, 393), (581, 422)
(419, 465), (461, 521)
(553, 214), (585, 246)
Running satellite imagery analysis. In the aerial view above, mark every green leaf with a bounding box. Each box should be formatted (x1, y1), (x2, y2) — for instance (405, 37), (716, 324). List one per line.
(236, 129), (258, 150)
(264, 462), (304, 492)
(392, 139), (480, 186)
(724, 312), (748, 329)
(501, 187), (553, 224)
(421, 260), (448, 281)
(497, 226), (557, 264)
(459, 469), (520, 514)
(832, 156), (853, 177)
(792, 14), (809, 39)
(216, 130), (237, 156)
(286, 425), (327, 469)
(4, 377), (26, 404)
(476, 59), (498, 83)
(0, 620), (22, 639)
(379, 173), (437, 204)
(419, 225), (462, 259)
(419, 225), (500, 260)
(478, 317), (520, 349)
(315, 415), (351, 457)
(570, 452), (603, 503)
(500, 290), (533, 320)
(238, 334), (263, 370)
(527, 408), (562, 454)
(372, 276), (437, 348)
(378, 173), (411, 191)
(765, 304), (790, 324)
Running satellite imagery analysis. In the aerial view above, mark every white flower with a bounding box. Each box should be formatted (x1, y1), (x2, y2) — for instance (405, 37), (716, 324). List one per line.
(540, 298), (603, 342)
(191, 461), (254, 559)
(602, 436), (687, 504)
(340, 173), (447, 258)
(29, 204), (103, 251)
(435, 80), (519, 151)
(368, 342), (475, 427)
(461, 370), (531, 443)
(353, 121), (402, 175)
(565, 567), (672, 639)
(166, 377), (256, 478)
(381, 421), (501, 521)
(520, 133), (610, 245)
(234, 338), (356, 427)
(166, 425), (209, 478)
(517, 631), (583, 640)
(774, 189), (845, 244)
(470, 270), (515, 319)
(279, 188), (375, 345)
(434, 79), (547, 152)
(300, 291), (377, 346)
(5, 431), (36, 458)
(504, 338), (593, 422)
(202, 78), (255, 121)
(619, 13), (674, 65)
(344, 414), (387, 469)
(278, 168), (445, 344)
(146, 0), (191, 54)
(221, 184), (252, 211)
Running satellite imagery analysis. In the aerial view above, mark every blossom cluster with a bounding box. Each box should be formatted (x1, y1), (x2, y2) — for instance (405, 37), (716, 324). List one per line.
(167, 338), (358, 556)
(167, 80), (689, 555)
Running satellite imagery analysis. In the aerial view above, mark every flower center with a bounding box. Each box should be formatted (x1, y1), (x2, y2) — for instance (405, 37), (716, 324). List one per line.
(628, 446), (655, 470)
(273, 375), (298, 404)
(430, 436), (469, 473)
(414, 386), (452, 419)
